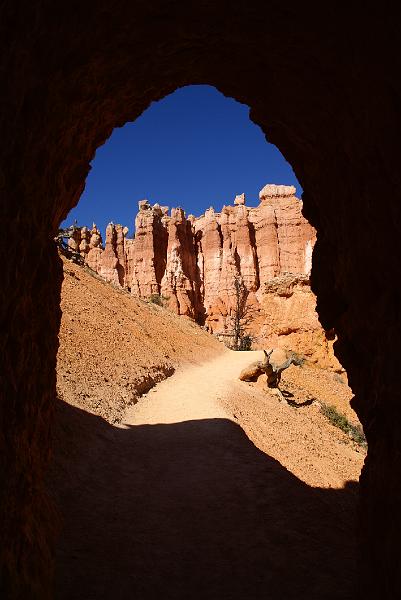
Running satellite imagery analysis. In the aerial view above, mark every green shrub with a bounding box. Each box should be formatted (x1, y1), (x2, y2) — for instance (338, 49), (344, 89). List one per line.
(239, 335), (253, 351)
(333, 372), (346, 385)
(320, 403), (367, 448)
(148, 293), (166, 306)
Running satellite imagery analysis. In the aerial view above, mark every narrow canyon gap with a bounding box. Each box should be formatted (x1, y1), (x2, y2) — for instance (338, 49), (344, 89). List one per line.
(1, 3), (401, 598)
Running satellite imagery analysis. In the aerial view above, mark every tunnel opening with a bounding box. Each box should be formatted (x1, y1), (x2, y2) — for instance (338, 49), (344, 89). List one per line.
(59, 85), (320, 342)
(49, 85), (365, 598)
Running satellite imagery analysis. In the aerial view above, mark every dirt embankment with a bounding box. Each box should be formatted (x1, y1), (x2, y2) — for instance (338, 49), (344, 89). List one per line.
(57, 256), (224, 423)
(220, 357), (364, 490)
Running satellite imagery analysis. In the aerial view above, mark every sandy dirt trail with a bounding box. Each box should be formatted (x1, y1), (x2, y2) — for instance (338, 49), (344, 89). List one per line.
(123, 349), (249, 425)
(53, 351), (361, 600)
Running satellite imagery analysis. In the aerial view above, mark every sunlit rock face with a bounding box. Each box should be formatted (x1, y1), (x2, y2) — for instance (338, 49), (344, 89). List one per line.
(126, 200), (168, 297)
(160, 207), (203, 319)
(97, 223), (126, 287)
(79, 185), (338, 368)
(260, 274), (342, 370)
(85, 224), (103, 273)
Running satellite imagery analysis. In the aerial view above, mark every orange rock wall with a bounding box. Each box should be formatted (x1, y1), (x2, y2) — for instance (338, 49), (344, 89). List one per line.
(74, 186), (339, 367)
(259, 274), (341, 371)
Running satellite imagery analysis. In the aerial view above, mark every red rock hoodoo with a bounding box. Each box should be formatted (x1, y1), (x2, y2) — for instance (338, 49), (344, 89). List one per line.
(72, 184), (339, 369)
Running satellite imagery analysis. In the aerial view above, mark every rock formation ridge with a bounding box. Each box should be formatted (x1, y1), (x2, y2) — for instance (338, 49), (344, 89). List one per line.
(70, 184), (339, 369)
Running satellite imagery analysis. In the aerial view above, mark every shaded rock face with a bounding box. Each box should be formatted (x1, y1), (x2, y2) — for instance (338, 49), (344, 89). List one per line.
(2, 4), (401, 598)
(80, 187), (322, 365)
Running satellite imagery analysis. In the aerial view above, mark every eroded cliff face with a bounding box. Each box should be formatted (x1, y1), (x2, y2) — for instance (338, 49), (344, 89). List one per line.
(260, 274), (341, 370)
(72, 184), (339, 368)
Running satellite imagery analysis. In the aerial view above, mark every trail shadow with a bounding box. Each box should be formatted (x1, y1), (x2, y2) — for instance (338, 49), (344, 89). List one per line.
(48, 398), (359, 600)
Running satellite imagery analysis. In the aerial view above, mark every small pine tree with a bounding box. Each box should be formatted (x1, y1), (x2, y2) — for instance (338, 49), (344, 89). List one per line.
(229, 275), (255, 350)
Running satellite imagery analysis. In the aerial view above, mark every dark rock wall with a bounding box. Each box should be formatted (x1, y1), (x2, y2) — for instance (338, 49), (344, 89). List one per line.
(1, 2), (400, 597)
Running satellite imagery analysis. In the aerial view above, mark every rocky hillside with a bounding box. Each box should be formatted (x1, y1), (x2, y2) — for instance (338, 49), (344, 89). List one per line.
(57, 255), (224, 423)
(64, 183), (340, 369)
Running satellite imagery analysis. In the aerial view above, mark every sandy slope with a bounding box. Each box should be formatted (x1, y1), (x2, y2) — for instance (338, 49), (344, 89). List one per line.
(51, 258), (365, 598)
(57, 256), (223, 422)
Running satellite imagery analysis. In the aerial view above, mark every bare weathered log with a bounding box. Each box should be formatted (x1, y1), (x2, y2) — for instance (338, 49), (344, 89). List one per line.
(239, 350), (273, 381)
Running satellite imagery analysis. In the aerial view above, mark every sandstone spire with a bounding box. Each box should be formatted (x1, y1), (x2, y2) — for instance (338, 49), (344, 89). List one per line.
(74, 185), (340, 368)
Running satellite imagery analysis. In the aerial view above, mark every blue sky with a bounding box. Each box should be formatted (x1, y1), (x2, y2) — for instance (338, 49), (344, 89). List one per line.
(63, 85), (300, 237)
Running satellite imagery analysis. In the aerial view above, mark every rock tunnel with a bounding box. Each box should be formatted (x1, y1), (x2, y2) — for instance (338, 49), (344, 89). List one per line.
(1, 3), (401, 597)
